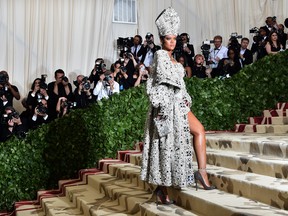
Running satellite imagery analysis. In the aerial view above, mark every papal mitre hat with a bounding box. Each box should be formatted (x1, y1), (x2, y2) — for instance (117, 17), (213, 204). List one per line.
(155, 7), (180, 36)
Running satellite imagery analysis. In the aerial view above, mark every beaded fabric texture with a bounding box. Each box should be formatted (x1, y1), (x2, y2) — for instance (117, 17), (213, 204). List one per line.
(155, 7), (180, 36)
(140, 50), (194, 188)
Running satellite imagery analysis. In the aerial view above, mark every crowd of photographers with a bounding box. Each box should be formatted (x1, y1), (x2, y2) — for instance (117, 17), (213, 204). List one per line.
(0, 16), (287, 142)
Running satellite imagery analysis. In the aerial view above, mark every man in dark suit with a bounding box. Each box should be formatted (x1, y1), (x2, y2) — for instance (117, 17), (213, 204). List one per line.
(240, 38), (253, 66)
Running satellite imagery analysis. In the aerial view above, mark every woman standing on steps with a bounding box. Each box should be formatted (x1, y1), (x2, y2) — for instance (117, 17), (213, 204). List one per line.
(140, 7), (215, 205)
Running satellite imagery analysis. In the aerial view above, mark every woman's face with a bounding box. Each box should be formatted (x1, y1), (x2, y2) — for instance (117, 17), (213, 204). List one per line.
(228, 50), (235, 59)
(162, 35), (177, 51)
(271, 33), (278, 41)
(195, 56), (204, 65)
(178, 57), (185, 65)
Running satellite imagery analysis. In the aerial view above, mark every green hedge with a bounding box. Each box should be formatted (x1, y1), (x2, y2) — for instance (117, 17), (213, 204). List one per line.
(0, 51), (288, 211)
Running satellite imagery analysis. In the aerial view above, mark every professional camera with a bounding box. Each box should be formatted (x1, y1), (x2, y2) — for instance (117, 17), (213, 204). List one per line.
(41, 74), (47, 83)
(62, 100), (77, 109)
(0, 73), (9, 86)
(123, 52), (133, 59)
(230, 32), (242, 39)
(82, 76), (90, 90)
(201, 40), (213, 61)
(145, 32), (153, 45)
(95, 61), (107, 74)
(117, 37), (134, 50)
(249, 27), (259, 34)
(36, 102), (48, 115)
(2, 111), (20, 123)
(0, 86), (8, 97)
(61, 76), (69, 82)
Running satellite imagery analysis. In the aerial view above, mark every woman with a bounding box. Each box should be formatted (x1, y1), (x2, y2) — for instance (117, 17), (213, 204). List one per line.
(191, 54), (208, 78)
(265, 31), (283, 55)
(217, 46), (243, 77)
(133, 63), (149, 87)
(177, 55), (192, 78)
(141, 7), (214, 205)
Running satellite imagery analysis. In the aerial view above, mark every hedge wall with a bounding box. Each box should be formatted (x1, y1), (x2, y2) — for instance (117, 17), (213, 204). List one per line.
(0, 51), (288, 211)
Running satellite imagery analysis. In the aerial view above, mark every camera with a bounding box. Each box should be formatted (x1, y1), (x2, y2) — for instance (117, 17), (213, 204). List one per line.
(2, 111), (19, 123)
(0, 73), (9, 86)
(145, 33), (153, 45)
(200, 40), (213, 61)
(230, 32), (242, 39)
(117, 37), (134, 50)
(95, 61), (106, 74)
(36, 102), (48, 115)
(0, 86), (8, 97)
(249, 27), (259, 34)
(61, 76), (69, 82)
(272, 16), (277, 22)
(62, 100), (77, 109)
(82, 76), (90, 90)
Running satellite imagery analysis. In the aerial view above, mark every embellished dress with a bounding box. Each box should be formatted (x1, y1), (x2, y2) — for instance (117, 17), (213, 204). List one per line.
(141, 50), (194, 188)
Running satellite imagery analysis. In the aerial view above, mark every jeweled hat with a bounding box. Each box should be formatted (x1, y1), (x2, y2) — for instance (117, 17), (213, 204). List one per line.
(155, 7), (180, 36)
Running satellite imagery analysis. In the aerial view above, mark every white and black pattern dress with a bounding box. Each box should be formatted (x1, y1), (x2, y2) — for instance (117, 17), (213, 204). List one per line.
(141, 49), (194, 188)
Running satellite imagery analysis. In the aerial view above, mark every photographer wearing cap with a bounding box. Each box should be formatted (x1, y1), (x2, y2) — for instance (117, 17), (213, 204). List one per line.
(48, 69), (73, 120)
(93, 71), (119, 101)
(73, 75), (93, 108)
(0, 106), (26, 142)
(137, 32), (161, 67)
(0, 71), (20, 114)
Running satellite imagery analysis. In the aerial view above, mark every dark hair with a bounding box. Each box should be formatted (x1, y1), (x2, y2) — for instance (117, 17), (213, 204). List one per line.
(180, 33), (190, 42)
(241, 37), (249, 43)
(31, 78), (42, 90)
(227, 46), (240, 60)
(176, 55), (188, 67)
(267, 31), (281, 48)
(134, 35), (143, 44)
(54, 69), (65, 77)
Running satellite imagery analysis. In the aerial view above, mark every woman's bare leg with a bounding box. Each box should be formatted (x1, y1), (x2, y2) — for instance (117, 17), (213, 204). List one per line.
(187, 111), (211, 187)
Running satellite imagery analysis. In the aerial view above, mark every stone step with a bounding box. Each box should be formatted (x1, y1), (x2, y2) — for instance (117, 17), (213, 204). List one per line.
(206, 148), (288, 179)
(263, 109), (287, 117)
(175, 187), (288, 216)
(248, 116), (288, 125)
(206, 132), (288, 158)
(235, 124), (288, 133)
(206, 163), (288, 210)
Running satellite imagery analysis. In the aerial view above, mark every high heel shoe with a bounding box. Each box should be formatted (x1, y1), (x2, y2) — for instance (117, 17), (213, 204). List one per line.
(194, 170), (216, 191)
(154, 187), (174, 205)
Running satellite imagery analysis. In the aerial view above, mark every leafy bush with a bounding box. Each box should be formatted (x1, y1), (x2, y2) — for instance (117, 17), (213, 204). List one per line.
(0, 51), (288, 211)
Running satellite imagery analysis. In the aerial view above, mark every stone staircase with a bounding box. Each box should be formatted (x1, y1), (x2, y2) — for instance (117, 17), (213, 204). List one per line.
(235, 102), (288, 133)
(13, 132), (288, 216)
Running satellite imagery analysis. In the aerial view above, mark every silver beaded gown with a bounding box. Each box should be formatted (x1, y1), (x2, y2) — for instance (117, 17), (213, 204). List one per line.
(140, 49), (194, 187)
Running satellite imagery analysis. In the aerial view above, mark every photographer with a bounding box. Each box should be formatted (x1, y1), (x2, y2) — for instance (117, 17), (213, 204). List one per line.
(56, 97), (76, 118)
(73, 75), (93, 108)
(26, 78), (49, 113)
(0, 71), (20, 114)
(133, 63), (149, 87)
(88, 58), (107, 88)
(0, 106), (26, 142)
(180, 33), (195, 67)
(137, 33), (161, 67)
(48, 69), (73, 120)
(93, 71), (119, 101)
(207, 35), (228, 77)
(30, 98), (50, 129)
(114, 52), (136, 90)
